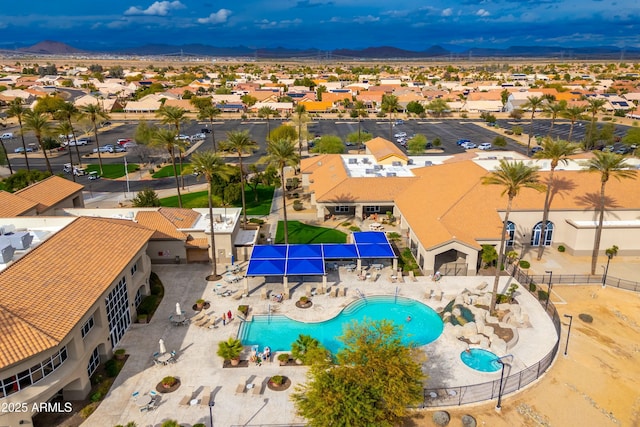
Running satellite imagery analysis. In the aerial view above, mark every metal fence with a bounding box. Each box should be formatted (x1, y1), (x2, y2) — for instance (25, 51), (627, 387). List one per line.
(423, 267), (639, 407)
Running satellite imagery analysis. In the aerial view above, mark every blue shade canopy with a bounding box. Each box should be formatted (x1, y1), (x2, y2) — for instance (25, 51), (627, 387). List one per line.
(322, 244), (358, 259)
(251, 245), (288, 259)
(288, 244), (323, 259)
(353, 231), (388, 244)
(247, 259), (286, 276)
(246, 233), (396, 277)
(286, 258), (325, 275)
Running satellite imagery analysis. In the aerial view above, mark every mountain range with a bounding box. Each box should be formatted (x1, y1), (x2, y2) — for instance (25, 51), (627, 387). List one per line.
(5, 40), (639, 60)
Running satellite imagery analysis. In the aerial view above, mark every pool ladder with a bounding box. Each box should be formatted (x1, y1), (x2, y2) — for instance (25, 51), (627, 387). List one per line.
(394, 286), (400, 302)
(355, 288), (366, 300)
(268, 303), (271, 323)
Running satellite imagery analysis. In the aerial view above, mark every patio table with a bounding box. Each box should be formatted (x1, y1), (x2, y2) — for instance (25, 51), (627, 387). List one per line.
(156, 353), (172, 365)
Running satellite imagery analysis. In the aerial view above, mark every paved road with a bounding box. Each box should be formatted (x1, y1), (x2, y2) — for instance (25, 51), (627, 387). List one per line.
(3, 117), (633, 194)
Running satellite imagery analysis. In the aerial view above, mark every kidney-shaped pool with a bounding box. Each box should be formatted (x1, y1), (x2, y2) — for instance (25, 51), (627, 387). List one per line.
(238, 295), (444, 353)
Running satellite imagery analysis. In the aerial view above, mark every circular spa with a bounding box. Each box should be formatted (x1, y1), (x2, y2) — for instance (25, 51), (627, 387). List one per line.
(238, 295), (444, 353)
(460, 348), (502, 372)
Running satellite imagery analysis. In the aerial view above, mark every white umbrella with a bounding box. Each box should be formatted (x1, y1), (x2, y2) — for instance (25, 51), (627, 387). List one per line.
(159, 339), (166, 355)
(176, 303), (182, 316)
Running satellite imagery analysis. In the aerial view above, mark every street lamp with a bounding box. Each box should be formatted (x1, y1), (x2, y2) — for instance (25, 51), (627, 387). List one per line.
(602, 250), (615, 287)
(545, 270), (553, 310)
(495, 354), (512, 411)
(564, 314), (573, 356)
(208, 400), (215, 427)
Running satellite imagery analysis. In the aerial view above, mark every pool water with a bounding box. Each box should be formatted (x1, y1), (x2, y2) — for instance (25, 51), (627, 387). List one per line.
(238, 295), (443, 353)
(460, 348), (502, 372)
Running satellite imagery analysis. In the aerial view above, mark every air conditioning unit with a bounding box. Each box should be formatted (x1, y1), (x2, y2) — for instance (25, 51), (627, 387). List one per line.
(9, 231), (33, 250)
(0, 240), (15, 263)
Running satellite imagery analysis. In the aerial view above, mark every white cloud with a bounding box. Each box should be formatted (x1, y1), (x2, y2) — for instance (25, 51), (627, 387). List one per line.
(476, 9), (490, 17)
(124, 1), (185, 17)
(256, 18), (302, 29)
(442, 8), (453, 17)
(353, 15), (379, 24)
(197, 9), (232, 24)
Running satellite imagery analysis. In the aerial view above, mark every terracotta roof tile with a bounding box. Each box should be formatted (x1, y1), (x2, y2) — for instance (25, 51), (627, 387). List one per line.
(159, 208), (201, 229)
(135, 211), (187, 240)
(185, 237), (209, 248)
(365, 137), (408, 163)
(15, 176), (84, 213)
(0, 217), (154, 369)
(0, 191), (38, 216)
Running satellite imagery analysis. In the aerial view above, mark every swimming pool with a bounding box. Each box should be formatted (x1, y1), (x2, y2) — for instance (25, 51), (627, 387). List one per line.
(238, 295), (444, 354)
(460, 348), (502, 372)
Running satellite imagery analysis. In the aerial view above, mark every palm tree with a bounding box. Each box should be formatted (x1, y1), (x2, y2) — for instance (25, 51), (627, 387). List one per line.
(157, 106), (188, 187)
(262, 139), (300, 245)
(197, 104), (221, 151)
(6, 98), (30, 171)
(562, 106), (586, 142)
(258, 106), (277, 141)
(293, 104), (308, 159)
(23, 111), (53, 173)
(56, 121), (77, 182)
(481, 160), (544, 312)
(522, 95), (545, 154)
(543, 100), (566, 137)
(190, 150), (231, 280)
(223, 130), (258, 226)
(55, 102), (82, 165)
(582, 152), (634, 275)
(150, 128), (183, 208)
(0, 133), (11, 175)
(81, 103), (109, 175)
(353, 100), (368, 153)
(585, 98), (607, 150)
(381, 94), (400, 141)
(533, 138), (579, 260)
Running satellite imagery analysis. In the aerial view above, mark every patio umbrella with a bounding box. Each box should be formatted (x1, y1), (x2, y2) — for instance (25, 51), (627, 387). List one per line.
(176, 303), (182, 316)
(159, 339), (166, 355)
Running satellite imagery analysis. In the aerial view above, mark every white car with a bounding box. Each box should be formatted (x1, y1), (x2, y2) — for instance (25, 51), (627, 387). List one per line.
(191, 133), (206, 141)
(1, 132), (14, 140)
(461, 142), (477, 149)
(478, 143), (492, 150)
(123, 141), (138, 149)
(69, 139), (89, 146)
(393, 132), (407, 138)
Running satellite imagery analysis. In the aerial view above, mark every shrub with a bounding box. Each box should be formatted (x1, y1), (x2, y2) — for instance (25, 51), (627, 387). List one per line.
(293, 200), (304, 211)
(249, 218), (265, 225)
(105, 359), (118, 377)
(348, 226), (361, 232)
(579, 313), (594, 323)
(512, 125), (523, 135)
(196, 298), (205, 305)
(90, 392), (102, 402)
(79, 403), (98, 419)
(193, 424), (206, 427)
(557, 245), (566, 252)
(137, 295), (159, 316)
(519, 260), (531, 269)
(537, 290), (548, 301)
(217, 338), (243, 361)
(529, 283), (537, 292)
(270, 375), (284, 385)
(496, 294), (509, 304)
(162, 376), (178, 387)
(299, 296), (309, 304)
(460, 113), (468, 118)
(238, 305), (249, 316)
(387, 231), (401, 241)
(341, 222), (351, 227)
(278, 353), (290, 362)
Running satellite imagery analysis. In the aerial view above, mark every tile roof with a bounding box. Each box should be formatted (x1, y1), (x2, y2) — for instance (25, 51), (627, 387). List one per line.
(365, 137), (408, 163)
(14, 176), (84, 214)
(135, 211), (187, 240)
(0, 191), (38, 216)
(185, 237), (209, 248)
(0, 217), (154, 369)
(159, 208), (201, 229)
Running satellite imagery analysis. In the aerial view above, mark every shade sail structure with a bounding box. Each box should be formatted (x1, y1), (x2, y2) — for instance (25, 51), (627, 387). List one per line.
(246, 232), (395, 277)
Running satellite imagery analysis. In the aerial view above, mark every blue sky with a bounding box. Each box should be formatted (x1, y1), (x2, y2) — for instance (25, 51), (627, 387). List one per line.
(0, 0), (638, 51)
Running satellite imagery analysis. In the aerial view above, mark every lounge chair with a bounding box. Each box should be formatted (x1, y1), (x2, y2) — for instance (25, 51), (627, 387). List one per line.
(235, 376), (247, 394)
(195, 315), (210, 327)
(305, 284), (311, 298)
(340, 287), (347, 297)
(179, 395), (191, 406)
(409, 271), (418, 282)
(261, 288), (268, 300)
(397, 271), (405, 283)
(434, 291), (443, 302)
(368, 273), (378, 282)
(330, 287), (339, 298)
(252, 378), (263, 396)
(192, 311), (206, 322)
(425, 289), (433, 300)
(200, 387), (211, 407)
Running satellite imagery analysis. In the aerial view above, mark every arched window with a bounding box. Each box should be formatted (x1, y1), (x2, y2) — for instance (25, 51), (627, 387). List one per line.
(531, 221), (554, 246)
(506, 221), (516, 246)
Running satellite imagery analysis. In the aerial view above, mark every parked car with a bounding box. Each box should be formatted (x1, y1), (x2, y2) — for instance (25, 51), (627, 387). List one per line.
(456, 139), (471, 146)
(123, 141), (138, 149)
(116, 138), (132, 146)
(393, 132), (407, 138)
(2, 132), (15, 140)
(478, 143), (492, 150)
(14, 146), (33, 153)
(461, 142), (477, 149)
(201, 128), (211, 133)
(63, 163), (87, 176)
(114, 145), (126, 153)
(191, 133), (206, 140)
(101, 121), (112, 127)
(531, 146), (544, 154)
(93, 144), (115, 153)
(88, 171), (100, 180)
(69, 138), (89, 146)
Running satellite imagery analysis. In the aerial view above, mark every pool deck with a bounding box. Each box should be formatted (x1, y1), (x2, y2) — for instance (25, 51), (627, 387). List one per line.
(88, 263), (557, 427)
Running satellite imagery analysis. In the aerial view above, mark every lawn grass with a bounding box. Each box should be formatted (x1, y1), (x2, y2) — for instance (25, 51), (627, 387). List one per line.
(159, 185), (274, 215)
(152, 163), (191, 178)
(86, 163), (139, 179)
(275, 220), (347, 244)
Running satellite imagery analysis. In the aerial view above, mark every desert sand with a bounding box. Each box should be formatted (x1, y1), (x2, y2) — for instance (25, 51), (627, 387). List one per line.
(406, 285), (640, 427)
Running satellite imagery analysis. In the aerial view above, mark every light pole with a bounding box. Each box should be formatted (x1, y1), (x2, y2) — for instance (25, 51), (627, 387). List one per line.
(495, 354), (512, 411)
(208, 400), (215, 427)
(602, 251), (615, 287)
(545, 270), (553, 310)
(564, 314), (573, 356)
